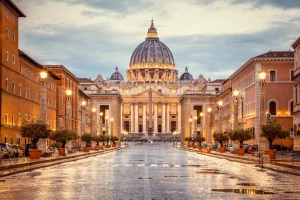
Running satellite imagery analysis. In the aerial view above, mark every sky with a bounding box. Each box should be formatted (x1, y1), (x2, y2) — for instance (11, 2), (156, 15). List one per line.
(14, 0), (300, 81)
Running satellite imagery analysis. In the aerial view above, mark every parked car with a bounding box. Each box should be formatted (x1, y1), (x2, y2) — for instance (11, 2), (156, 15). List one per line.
(0, 148), (9, 158)
(225, 144), (233, 151)
(246, 144), (258, 153)
(242, 144), (249, 149)
(211, 144), (218, 150)
(0, 143), (16, 158)
(25, 143), (33, 157)
(11, 145), (24, 157)
(271, 144), (292, 151)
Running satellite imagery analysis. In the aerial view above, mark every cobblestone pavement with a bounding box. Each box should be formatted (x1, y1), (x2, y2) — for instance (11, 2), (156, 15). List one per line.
(1, 142), (300, 200)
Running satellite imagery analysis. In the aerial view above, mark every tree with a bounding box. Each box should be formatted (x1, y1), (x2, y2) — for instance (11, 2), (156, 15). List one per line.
(94, 135), (104, 146)
(20, 120), (51, 149)
(111, 136), (119, 144)
(229, 129), (252, 148)
(195, 135), (205, 146)
(49, 129), (78, 148)
(81, 133), (93, 147)
(261, 119), (289, 149)
(213, 132), (229, 147)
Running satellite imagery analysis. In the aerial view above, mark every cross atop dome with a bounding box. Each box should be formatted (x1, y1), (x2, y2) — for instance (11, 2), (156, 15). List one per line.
(147, 19), (158, 39)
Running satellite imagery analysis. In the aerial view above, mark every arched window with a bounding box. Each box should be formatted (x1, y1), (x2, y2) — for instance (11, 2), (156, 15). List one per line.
(269, 101), (277, 115)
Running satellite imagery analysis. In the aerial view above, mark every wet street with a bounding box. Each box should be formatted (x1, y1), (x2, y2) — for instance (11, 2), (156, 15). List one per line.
(1, 143), (300, 199)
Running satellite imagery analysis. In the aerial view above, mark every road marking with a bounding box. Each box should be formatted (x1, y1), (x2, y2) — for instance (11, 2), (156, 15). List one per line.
(162, 164), (169, 168)
(137, 164), (145, 167)
(125, 164), (133, 167)
(150, 164), (157, 167)
(174, 165), (181, 167)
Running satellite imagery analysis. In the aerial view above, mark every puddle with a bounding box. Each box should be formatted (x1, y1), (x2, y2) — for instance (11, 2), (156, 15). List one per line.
(165, 175), (190, 178)
(181, 165), (202, 168)
(138, 177), (153, 180)
(212, 189), (275, 194)
(236, 183), (256, 186)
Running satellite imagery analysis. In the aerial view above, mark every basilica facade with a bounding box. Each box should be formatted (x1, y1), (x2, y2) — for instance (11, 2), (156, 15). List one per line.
(79, 20), (222, 141)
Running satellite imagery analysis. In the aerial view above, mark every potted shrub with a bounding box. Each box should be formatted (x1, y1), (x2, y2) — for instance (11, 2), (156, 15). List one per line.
(261, 119), (289, 159)
(112, 136), (119, 147)
(229, 129), (251, 155)
(213, 132), (229, 153)
(81, 133), (93, 152)
(105, 136), (111, 148)
(49, 129), (78, 156)
(20, 120), (51, 159)
(184, 137), (192, 148)
(94, 135), (103, 151)
(195, 135), (205, 149)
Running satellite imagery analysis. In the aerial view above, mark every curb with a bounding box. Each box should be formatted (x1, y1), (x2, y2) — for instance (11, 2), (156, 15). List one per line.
(0, 147), (124, 178)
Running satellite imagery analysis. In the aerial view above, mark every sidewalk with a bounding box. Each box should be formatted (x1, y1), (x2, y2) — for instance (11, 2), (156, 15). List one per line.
(0, 147), (123, 177)
(179, 146), (300, 176)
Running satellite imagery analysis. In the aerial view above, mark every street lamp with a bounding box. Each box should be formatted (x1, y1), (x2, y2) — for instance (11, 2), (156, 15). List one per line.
(110, 118), (114, 145)
(66, 89), (72, 130)
(194, 116), (197, 137)
(259, 71), (267, 153)
(100, 112), (104, 145)
(233, 89), (239, 130)
(207, 107), (212, 144)
(199, 112), (203, 136)
(217, 101), (223, 132)
(81, 100), (86, 135)
(91, 107), (96, 135)
(39, 71), (48, 123)
(105, 116), (109, 145)
(189, 116), (193, 145)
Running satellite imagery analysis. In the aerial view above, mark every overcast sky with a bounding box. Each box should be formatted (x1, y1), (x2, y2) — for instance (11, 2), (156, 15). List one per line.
(15, 0), (300, 81)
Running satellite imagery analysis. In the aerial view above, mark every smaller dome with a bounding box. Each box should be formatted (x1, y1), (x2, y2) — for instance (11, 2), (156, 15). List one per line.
(110, 66), (124, 80)
(180, 66), (193, 81)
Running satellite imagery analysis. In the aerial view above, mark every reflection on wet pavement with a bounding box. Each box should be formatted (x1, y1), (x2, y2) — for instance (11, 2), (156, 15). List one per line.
(0, 142), (300, 199)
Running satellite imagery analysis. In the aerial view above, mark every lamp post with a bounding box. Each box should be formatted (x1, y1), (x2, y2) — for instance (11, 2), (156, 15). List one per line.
(199, 112), (203, 136)
(81, 100), (86, 135)
(110, 118), (114, 145)
(100, 112), (104, 145)
(233, 89), (239, 130)
(194, 116), (197, 137)
(259, 71), (267, 153)
(66, 89), (72, 130)
(189, 116), (193, 145)
(207, 108), (212, 144)
(217, 101), (223, 132)
(105, 116), (109, 144)
(91, 107), (96, 135)
(39, 71), (47, 123)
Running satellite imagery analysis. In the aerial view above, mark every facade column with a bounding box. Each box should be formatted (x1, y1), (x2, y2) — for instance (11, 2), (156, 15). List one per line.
(135, 104), (139, 133)
(166, 103), (170, 133)
(154, 103), (158, 133)
(143, 104), (146, 133)
(130, 103), (134, 132)
(162, 103), (166, 132)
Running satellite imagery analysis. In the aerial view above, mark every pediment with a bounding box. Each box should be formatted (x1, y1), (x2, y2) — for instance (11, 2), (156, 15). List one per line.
(133, 89), (166, 97)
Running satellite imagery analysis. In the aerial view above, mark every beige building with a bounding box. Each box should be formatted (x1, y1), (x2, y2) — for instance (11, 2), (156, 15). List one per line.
(79, 20), (221, 141)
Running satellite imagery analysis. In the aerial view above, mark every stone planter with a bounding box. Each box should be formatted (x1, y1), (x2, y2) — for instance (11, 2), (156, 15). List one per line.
(112, 144), (117, 147)
(84, 147), (90, 152)
(58, 148), (66, 156)
(192, 145), (197, 149)
(264, 150), (276, 159)
(94, 146), (100, 151)
(29, 149), (42, 159)
(237, 148), (245, 156)
(199, 146), (203, 151)
(219, 147), (226, 153)
(105, 144), (111, 148)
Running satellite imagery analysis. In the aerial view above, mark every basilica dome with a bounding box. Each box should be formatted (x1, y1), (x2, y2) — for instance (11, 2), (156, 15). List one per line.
(110, 66), (124, 80)
(180, 67), (194, 81)
(129, 20), (175, 70)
